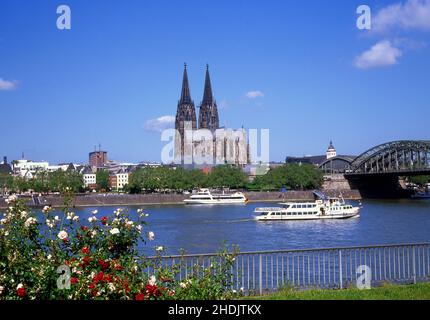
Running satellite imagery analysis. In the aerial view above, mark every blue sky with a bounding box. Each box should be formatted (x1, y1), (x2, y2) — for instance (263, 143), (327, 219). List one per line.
(0, 0), (429, 164)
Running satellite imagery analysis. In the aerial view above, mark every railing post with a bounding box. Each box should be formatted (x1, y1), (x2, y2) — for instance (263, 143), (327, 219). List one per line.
(412, 246), (417, 284)
(259, 254), (263, 295)
(339, 250), (343, 289)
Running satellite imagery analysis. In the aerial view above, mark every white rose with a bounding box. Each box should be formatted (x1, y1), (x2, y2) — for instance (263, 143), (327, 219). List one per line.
(72, 216), (79, 222)
(148, 231), (155, 241)
(148, 275), (156, 286)
(54, 216), (60, 221)
(24, 217), (37, 228)
(108, 283), (116, 292)
(7, 195), (17, 203)
(180, 282), (187, 289)
(155, 246), (164, 252)
(57, 230), (68, 240)
(110, 228), (120, 235)
(17, 283), (24, 290)
(91, 210), (98, 215)
(0, 219), (7, 225)
(88, 217), (97, 223)
(0, 285), (4, 294)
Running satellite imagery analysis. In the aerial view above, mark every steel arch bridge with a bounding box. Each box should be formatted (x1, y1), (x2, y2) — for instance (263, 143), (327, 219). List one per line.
(347, 140), (430, 176)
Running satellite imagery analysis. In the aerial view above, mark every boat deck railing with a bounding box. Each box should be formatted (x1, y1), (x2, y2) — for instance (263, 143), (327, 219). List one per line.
(146, 243), (430, 295)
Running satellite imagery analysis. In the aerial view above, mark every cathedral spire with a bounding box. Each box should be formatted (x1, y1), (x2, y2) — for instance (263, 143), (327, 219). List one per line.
(179, 63), (192, 104)
(202, 64), (213, 105)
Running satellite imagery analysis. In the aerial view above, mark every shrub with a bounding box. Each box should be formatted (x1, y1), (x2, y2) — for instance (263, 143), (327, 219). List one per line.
(0, 195), (240, 300)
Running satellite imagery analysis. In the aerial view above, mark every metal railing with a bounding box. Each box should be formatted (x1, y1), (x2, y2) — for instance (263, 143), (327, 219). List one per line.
(147, 243), (430, 295)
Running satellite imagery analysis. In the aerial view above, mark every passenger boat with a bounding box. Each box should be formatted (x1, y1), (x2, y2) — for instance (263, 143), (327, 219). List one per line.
(254, 191), (360, 221)
(183, 189), (248, 205)
(411, 184), (430, 199)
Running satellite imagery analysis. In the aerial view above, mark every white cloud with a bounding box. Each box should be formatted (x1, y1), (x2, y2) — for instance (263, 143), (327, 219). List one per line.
(373, 0), (430, 33)
(246, 91), (264, 99)
(143, 115), (175, 133)
(355, 40), (403, 69)
(0, 78), (18, 90)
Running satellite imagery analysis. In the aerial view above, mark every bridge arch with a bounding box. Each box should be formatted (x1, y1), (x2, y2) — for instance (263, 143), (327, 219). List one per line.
(319, 156), (354, 174)
(350, 140), (430, 174)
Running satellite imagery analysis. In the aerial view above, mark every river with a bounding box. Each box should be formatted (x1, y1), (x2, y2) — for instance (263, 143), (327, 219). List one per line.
(40, 199), (430, 255)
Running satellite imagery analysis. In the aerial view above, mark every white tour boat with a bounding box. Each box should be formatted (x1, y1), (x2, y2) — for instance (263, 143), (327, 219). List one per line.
(411, 184), (430, 199)
(183, 189), (248, 205)
(254, 192), (360, 221)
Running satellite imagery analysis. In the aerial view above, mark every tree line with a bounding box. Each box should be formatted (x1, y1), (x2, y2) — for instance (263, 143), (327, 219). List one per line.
(125, 164), (324, 193)
(1, 163), (326, 194)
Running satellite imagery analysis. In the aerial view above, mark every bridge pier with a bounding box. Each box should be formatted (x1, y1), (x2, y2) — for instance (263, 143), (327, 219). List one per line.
(346, 175), (413, 199)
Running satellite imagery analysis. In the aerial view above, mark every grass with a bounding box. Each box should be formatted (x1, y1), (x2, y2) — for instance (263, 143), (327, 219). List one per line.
(244, 282), (430, 300)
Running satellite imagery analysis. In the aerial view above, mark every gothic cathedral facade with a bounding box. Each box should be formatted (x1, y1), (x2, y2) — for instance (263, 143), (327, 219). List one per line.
(174, 64), (249, 167)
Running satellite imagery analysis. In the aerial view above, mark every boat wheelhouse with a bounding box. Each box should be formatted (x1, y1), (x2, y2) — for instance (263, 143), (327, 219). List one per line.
(184, 189), (248, 205)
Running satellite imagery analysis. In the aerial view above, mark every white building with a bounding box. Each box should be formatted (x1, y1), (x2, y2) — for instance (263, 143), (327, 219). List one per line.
(13, 159), (50, 178)
(13, 159), (73, 179)
(326, 141), (337, 160)
(80, 166), (97, 189)
(115, 172), (129, 190)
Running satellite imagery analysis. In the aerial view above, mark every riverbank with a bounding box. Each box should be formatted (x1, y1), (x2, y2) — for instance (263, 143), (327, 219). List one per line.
(0, 190), (362, 209)
(246, 282), (430, 300)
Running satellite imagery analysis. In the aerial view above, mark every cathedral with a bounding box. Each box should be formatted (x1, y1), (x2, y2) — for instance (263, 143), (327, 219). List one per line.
(174, 64), (249, 167)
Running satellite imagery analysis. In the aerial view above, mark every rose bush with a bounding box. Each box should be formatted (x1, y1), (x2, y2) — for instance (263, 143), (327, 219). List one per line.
(0, 195), (241, 300)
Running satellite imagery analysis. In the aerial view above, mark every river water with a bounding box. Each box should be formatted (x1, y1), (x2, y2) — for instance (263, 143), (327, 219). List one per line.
(43, 199), (430, 255)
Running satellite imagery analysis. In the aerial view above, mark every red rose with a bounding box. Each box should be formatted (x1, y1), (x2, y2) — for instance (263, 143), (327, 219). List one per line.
(93, 271), (105, 284)
(98, 259), (110, 271)
(145, 284), (161, 297)
(135, 293), (145, 300)
(82, 255), (91, 267)
(71, 277), (78, 284)
(104, 274), (112, 282)
(81, 226), (88, 231)
(17, 287), (26, 298)
(82, 247), (90, 254)
(88, 283), (95, 290)
(114, 262), (124, 271)
(101, 216), (108, 225)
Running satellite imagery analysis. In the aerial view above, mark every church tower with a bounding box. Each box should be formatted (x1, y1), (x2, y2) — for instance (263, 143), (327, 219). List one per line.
(198, 65), (219, 132)
(326, 140), (337, 160)
(175, 64), (197, 163)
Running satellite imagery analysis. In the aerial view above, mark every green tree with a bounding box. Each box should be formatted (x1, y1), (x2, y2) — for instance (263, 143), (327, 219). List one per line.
(207, 165), (247, 189)
(96, 170), (110, 191)
(250, 163), (323, 191)
(409, 175), (430, 187)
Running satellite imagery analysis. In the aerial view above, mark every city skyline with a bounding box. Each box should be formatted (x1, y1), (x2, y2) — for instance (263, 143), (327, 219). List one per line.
(1, 0), (429, 164)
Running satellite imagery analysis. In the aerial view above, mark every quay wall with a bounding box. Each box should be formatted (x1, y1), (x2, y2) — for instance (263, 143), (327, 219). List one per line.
(0, 190), (362, 209)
